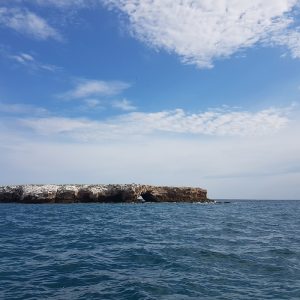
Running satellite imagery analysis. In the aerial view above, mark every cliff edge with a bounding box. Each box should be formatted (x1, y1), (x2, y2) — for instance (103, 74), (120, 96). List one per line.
(0, 184), (211, 203)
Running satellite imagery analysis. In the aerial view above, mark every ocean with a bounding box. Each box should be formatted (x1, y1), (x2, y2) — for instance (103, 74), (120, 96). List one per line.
(0, 201), (299, 299)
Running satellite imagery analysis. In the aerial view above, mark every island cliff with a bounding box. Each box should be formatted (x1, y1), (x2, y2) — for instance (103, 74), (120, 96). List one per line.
(0, 184), (211, 204)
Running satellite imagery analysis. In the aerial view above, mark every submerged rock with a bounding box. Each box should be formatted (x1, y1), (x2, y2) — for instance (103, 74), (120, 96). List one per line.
(0, 184), (211, 204)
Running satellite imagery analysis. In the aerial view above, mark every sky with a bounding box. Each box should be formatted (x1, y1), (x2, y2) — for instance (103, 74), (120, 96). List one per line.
(0, 0), (300, 199)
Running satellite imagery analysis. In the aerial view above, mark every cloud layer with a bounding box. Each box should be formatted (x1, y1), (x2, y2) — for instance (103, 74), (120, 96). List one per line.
(105, 0), (300, 67)
(0, 104), (299, 199)
(18, 106), (289, 140)
(0, 103), (299, 199)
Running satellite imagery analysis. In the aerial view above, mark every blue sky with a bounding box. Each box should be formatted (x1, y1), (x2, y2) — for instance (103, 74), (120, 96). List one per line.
(1, 0), (300, 199)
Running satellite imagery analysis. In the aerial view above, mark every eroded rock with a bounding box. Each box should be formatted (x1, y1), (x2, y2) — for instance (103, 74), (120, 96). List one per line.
(55, 185), (79, 203)
(0, 184), (211, 203)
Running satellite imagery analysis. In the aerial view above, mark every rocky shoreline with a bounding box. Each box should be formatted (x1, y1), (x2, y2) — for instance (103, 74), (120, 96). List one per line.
(0, 184), (212, 204)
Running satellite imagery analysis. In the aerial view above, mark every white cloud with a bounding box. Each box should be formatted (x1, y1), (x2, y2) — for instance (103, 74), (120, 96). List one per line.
(6, 1), (300, 67)
(0, 7), (62, 41)
(19, 106), (289, 140)
(112, 99), (136, 111)
(61, 79), (131, 99)
(104, 0), (300, 68)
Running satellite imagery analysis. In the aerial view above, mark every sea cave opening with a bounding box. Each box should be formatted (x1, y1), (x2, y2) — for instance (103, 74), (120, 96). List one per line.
(141, 191), (158, 202)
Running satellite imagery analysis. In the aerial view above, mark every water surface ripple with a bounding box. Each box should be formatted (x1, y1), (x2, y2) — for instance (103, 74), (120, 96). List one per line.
(0, 201), (299, 299)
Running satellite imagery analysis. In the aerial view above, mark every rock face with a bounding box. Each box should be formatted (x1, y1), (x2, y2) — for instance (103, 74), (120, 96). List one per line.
(0, 184), (211, 204)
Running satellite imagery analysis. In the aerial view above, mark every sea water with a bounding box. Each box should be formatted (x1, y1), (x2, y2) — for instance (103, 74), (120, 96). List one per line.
(0, 201), (299, 299)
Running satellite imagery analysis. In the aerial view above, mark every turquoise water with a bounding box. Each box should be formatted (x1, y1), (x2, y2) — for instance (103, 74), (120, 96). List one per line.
(0, 201), (299, 299)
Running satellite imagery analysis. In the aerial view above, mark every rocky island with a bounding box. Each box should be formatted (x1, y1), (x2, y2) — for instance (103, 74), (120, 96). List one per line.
(0, 184), (212, 204)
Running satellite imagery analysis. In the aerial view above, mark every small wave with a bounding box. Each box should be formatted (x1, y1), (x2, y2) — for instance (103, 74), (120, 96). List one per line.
(0, 201), (299, 299)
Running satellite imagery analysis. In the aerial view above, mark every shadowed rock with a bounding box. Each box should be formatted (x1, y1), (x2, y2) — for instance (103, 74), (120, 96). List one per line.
(0, 186), (23, 203)
(0, 184), (212, 204)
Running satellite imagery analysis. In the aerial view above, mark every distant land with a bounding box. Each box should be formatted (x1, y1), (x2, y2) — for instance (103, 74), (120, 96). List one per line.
(0, 184), (212, 204)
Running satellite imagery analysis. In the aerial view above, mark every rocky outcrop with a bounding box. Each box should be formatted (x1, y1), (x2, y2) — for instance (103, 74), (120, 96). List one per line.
(0, 184), (211, 204)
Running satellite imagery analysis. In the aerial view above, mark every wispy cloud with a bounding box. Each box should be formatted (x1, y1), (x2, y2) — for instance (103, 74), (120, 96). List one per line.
(20, 117), (93, 135)
(11, 52), (34, 63)
(83, 99), (102, 108)
(104, 0), (300, 68)
(19, 106), (289, 140)
(0, 7), (62, 41)
(30, 0), (93, 8)
(112, 99), (136, 111)
(61, 79), (131, 99)
(9, 52), (60, 72)
(0, 102), (48, 115)
(58, 78), (135, 111)
(270, 29), (300, 58)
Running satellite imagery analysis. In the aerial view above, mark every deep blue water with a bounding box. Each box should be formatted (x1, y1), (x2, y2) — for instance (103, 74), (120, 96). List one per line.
(0, 201), (299, 300)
